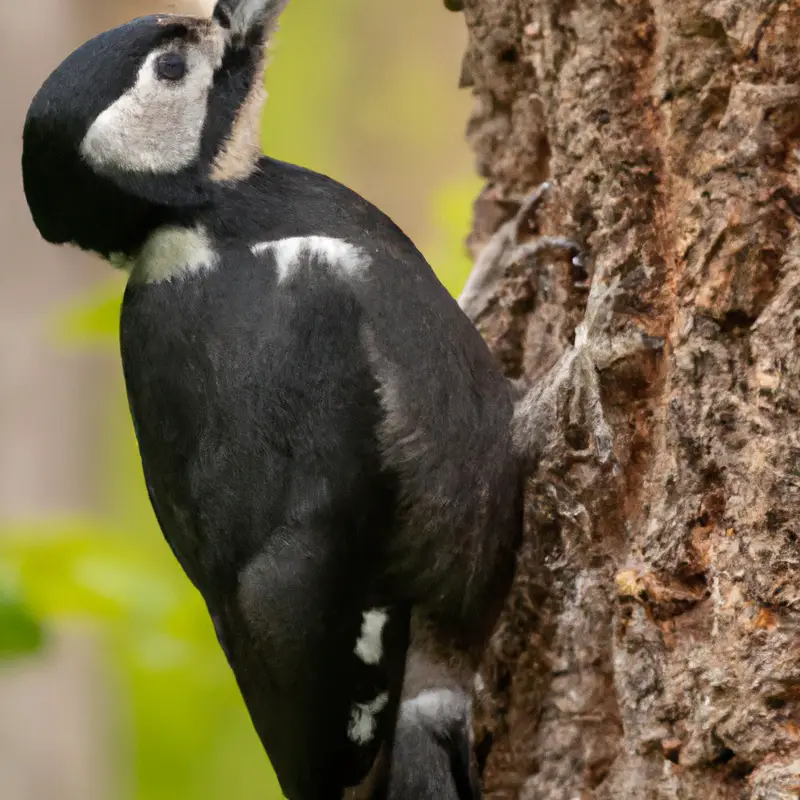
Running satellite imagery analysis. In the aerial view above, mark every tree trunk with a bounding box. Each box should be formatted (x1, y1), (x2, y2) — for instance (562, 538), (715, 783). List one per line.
(456, 1), (800, 797)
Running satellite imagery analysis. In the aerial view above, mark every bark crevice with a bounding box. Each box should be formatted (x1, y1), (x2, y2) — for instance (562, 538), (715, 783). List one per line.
(456, 0), (800, 796)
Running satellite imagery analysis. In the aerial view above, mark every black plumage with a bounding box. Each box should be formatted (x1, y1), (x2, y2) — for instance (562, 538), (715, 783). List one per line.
(21, 4), (525, 798)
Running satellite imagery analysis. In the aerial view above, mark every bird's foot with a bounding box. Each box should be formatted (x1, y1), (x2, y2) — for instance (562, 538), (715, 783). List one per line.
(387, 689), (480, 800)
(458, 182), (582, 322)
(512, 270), (664, 467)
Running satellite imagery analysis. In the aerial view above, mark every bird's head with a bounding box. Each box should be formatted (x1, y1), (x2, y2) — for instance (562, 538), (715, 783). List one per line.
(22, 0), (287, 259)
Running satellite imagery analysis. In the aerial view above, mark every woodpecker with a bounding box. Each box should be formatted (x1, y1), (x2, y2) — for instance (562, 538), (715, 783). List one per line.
(22, 1), (644, 798)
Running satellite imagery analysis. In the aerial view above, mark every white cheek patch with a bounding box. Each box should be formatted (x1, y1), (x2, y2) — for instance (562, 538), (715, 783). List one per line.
(209, 60), (266, 182)
(80, 40), (223, 175)
(354, 608), (389, 666)
(250, 236), (369, 282)
(129, 224), (217, 283)
(347, 692), (389, 745)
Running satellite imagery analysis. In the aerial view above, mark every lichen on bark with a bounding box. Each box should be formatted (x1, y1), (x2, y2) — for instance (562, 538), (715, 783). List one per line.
(454, 0), (800, 797)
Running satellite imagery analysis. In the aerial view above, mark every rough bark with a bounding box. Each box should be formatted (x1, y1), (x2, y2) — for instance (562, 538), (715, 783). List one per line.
(456, 0), (800, 797)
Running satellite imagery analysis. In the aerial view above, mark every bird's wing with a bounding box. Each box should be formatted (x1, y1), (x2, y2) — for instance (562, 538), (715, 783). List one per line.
(212, 514), (410, 799)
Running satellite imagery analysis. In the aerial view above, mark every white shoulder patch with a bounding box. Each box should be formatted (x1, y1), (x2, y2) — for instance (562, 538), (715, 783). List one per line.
(129, 225), (217, 283)
(80, 40), (223, 175)
(251, 236), (368, 282)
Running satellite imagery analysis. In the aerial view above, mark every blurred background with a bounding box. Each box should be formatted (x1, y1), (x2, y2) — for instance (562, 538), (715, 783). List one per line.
(0, 1), (478, 797)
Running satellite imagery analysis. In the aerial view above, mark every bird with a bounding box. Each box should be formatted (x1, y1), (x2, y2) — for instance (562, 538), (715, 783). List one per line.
(21, 1), (637, 797)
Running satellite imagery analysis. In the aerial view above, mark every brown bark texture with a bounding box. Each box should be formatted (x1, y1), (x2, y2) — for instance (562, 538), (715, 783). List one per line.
(456, 0), (800, 798)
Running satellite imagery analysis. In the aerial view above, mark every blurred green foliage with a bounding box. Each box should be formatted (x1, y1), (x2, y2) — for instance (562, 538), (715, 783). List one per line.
(0, 1), (479, 797)
(0, 561), (43, 658)
(1, 518), (280, 799)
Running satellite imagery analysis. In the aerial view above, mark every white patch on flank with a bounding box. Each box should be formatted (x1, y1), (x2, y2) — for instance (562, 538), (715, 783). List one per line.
(250, 236), (368, 282)
(400, 688), (469, 728)
(80, 39), (223, 175)
(129, 225), (217, 283)
(354, 608), (389, 666)
(347, 692), (389, 745)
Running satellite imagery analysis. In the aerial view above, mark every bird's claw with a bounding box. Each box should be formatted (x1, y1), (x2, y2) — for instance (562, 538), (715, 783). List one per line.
(512, 271), (663, 467)
(458, 181), (585, 321)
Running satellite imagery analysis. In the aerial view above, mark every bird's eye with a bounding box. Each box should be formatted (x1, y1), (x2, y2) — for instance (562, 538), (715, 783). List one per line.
(156, 53), (186, 81)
